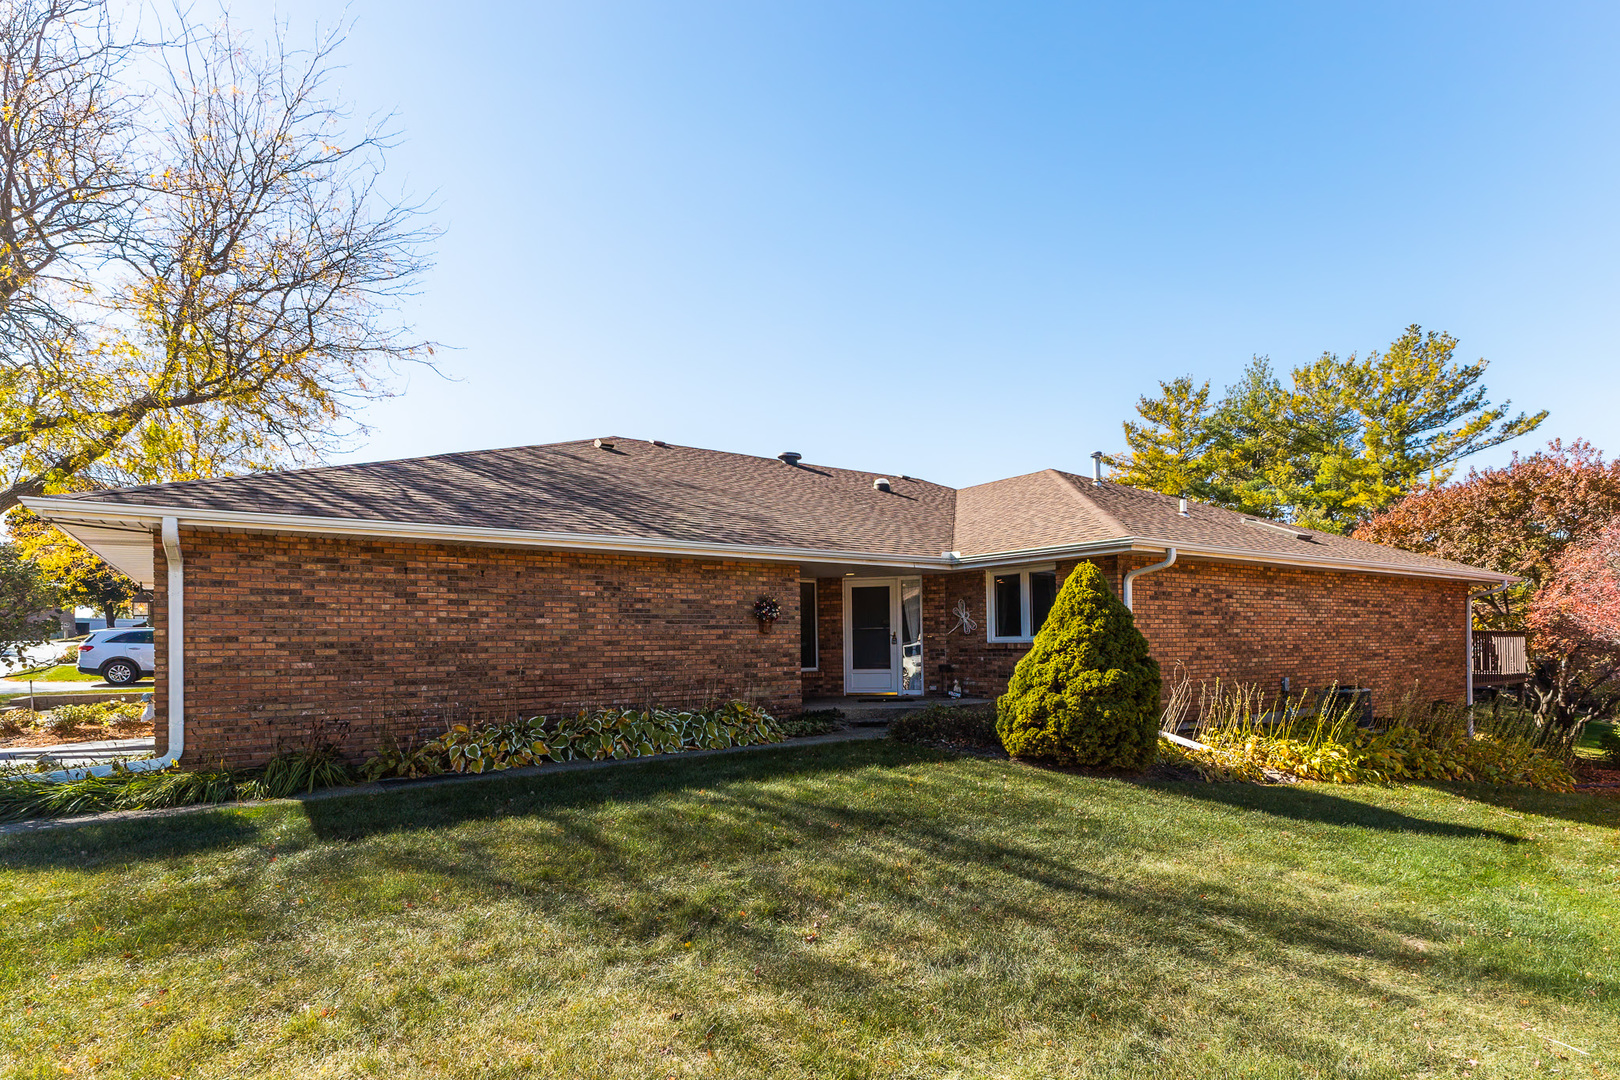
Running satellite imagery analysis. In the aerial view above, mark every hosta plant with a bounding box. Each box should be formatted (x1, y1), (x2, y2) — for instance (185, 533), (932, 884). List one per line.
(362, 701), (784, 780)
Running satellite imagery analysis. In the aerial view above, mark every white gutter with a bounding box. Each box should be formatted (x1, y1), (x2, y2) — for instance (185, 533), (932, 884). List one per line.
(18, 498), (1519, 586)
(19, 496), (957, 573)
(1111, 536), (1513, 585)
(1122, 548), (1177, 611)
(23, 518), (184, 783)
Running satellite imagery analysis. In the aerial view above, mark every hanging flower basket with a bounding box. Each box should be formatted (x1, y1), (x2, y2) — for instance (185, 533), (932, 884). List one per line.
(753, 596), (781, 633)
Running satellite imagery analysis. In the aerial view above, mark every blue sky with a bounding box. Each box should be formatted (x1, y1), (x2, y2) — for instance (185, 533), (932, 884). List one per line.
(230, 1), (1619, 488)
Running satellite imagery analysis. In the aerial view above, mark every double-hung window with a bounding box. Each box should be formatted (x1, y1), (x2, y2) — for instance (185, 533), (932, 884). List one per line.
(985, 566), (1058, 643)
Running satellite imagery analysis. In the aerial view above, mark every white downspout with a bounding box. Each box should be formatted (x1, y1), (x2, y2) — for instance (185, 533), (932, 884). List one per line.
(30, 517), (185, 782)
(1123, 548), (1177, 612)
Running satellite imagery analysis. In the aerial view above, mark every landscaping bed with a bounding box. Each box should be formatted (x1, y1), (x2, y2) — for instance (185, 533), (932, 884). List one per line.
(0, 700), (150, 750)
(0, 702), (852, 822)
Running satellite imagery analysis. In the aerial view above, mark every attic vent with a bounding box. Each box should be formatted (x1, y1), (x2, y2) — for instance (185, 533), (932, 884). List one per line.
(652, 440), (667, 447)
(873, 477), (892, 492)
(1243, 517), (1311, 541)
(593, 438), (615, 450)
(778, 451), (802, 465)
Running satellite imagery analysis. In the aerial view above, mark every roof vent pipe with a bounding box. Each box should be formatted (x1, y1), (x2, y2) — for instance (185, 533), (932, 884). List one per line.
(1090, 451), (1104, 486)
(1179, 497), (1189, 516)
(873, 477), (891, 492)
(778, 452), (802, 465)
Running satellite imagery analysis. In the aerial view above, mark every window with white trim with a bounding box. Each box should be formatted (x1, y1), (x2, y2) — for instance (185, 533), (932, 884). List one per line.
(985, 566), (1058, 643)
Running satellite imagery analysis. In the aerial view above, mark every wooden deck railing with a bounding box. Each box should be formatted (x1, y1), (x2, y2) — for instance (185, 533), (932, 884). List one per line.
(1473, 630), (1528, 685)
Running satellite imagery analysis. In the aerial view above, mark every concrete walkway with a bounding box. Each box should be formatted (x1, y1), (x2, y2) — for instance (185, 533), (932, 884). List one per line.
(0, 680), (150, 694)
(0, 724), (893, 837)
(0, 737), (154, 767)
(803, 696), (990, 721)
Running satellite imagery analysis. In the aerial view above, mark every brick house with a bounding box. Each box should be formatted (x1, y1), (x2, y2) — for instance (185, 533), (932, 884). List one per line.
(23, 437), (1510, 767)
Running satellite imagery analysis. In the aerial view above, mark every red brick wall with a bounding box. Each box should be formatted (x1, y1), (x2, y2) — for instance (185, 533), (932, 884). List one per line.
(1123, 555), (1468, 714)
(918, 556), (1466, 713)
(799, 577), (845, 698)
(153, 529), (802, 768)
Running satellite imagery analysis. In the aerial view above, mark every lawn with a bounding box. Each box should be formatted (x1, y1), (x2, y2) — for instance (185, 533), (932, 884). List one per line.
(1, 740), (1616, 1079)
(1, 664), (105, 684)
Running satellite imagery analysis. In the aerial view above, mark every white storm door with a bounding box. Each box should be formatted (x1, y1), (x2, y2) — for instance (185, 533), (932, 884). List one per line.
(844, 579), (899, 694)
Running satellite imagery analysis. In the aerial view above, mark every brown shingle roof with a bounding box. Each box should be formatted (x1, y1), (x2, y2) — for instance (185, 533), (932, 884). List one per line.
(53, 437), (1502, 579)
(953, 470), (1125, 555)
(62, 438), (959, 557)
(1045, 471), (1497, 578)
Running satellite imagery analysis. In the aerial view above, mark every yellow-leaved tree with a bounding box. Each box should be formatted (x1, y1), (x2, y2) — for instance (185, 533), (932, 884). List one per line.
(0, 0), (436, 514)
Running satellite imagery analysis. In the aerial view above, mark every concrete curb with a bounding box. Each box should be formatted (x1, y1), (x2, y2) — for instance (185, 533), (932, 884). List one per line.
(0, 690), (152, 709)
(0, 738), (154, 764)
(0, 725), (890, 838)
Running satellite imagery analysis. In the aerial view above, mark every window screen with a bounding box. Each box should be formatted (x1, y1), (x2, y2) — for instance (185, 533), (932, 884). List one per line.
(1029, 571), (1058, 636)
(993, 574), (1023, 639)
(799, 581), (817, 669)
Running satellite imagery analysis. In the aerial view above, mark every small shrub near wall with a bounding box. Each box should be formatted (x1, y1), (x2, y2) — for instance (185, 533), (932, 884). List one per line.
(890, 705), (1001, 750)
(997, 562), (1161, 769)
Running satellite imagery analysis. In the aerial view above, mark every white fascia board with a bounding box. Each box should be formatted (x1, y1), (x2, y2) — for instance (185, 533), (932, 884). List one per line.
(1117, 536), (1518, 585)
(18, 497), (957, 572)
(953, 535), (1514, 583)
(953, 541), (1136, 570)
(21, 497), (1516, 585)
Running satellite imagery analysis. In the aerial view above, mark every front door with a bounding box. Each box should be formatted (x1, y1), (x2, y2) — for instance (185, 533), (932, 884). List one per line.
(843, 577), (924, 695)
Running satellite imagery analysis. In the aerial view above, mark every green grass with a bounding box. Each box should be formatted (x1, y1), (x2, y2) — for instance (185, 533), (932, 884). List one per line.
(0, 664), (106, 683)
(1576, 719), (1615, 759)
(1, 741), (1616, 1079)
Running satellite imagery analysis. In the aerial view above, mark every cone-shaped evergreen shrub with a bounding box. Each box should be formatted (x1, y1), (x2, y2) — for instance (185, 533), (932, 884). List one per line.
(995, 562), (1162, 769)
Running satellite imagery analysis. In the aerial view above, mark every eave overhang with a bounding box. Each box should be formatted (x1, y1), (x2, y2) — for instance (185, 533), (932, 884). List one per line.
(18, 497), (1519, 589)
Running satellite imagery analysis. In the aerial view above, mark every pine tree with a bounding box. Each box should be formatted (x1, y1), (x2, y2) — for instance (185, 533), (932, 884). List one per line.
(996, 562), (1161, 769)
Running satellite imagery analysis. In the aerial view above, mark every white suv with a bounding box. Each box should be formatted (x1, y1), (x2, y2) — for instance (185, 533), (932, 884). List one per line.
(76, 627), (155, 685)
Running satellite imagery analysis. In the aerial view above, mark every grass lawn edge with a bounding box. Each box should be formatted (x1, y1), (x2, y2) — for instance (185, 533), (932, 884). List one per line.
(0, 724), (886, 837)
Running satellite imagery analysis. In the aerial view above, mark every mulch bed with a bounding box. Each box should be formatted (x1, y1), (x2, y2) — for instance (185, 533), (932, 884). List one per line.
(1572, 757), (1620, 793)
(0, 720), (154, 750)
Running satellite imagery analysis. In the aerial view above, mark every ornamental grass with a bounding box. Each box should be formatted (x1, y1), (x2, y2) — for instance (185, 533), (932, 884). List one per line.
(1158, 679), (1577, 791)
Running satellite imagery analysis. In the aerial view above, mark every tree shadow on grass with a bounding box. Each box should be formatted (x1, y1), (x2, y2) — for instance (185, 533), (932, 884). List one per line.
(1405, 779), (1620, 830)
(295, 739), (941, 845)
(1140, 778), (1526, 843)
(314, 756), (1593, 1058)
(3, 739), (1603, 1076)
(0, 807), (263, 869)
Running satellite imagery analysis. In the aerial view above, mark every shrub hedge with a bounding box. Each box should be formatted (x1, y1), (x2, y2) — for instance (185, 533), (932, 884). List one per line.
(889, 704), (1001, 749)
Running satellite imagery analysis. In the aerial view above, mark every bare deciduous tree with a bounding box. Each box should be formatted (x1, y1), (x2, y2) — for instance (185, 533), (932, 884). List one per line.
(0, 0), (434, 511)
